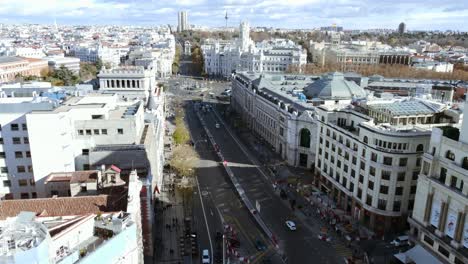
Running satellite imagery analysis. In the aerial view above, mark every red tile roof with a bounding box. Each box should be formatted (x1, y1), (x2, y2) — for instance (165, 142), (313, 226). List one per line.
(0, 195), (127, 220)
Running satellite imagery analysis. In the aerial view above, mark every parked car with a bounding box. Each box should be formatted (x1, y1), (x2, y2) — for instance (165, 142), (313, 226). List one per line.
(390, 235), (409, 247)
(215, 123), (220, 129)
(285, 220), (296, 231)
(202, 249), (210, 264)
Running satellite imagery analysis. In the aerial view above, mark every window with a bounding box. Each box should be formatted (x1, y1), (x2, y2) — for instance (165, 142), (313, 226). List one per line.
(22, 124), (27, 131)
(445, 150), (455, 161)
(349, 182), (354, 192)
(422, 161), (430, 175)
(393, 201), (401, 212)
(0, 138), (3, 144)
(371, 152), (377, 162)
(337, 160), (341, 168)
(0, 152), (5, 158)
(51, 190), (59, 196)
(368, 181), (374, 190)
(357, 188), (362, 199)
(410, 185), (417, 194)
(462, 157), (468, 170)
(82, 149), (89, 156)
(381, 171), (391, 180)
(395, 187), (403, 195)
(17, 166), (26, 173)
(28, 166), (33, 173)
(29, 179), (35, 186)
(78, 130), (84, 135)
(12, 137), (21, 144)
(83, 164), (90, 170)
(23, 137), (29, 144)
(378, 199), (387, 210)
(363, 136), (368, 144)
(81, 185), (87, 192)
(361, 148), (366, 158)
(352, 156), (357, 165)
(366, 194), (372, 206)
(20, 193), (29, 199)
(344, 165), (348, 173)
(31, 192), (37, 198)
(397, 172), (405, 181)
(360, 161), (365, 170)
(1, 167), (8, 173)
(383, 156), (392, 166)
(438, 246), (449, 258)
(439, 167), (447, 183)
(85, 129), (92, 135)
(399, 158), (407, 167)
(416, 144), (424, 152)
(3, 180), (11, 187)
(15, 151), (23, 159)
(416, 157), (422, 167)
(380, 185), (389, 194)
(117, 128), (124, 135)
(370, 167), (376, 176)
(423, 235), (434, 246)
(279, 127), (284, 136)
(18, 179), (27, 186)
(412, 171), (419, 180)
(93, 129), (100, 135)
(351, 169), (356, 178)
(26, 151), (31, 158)
(359, 175), (364, 183)
(10, 124), (19, 131)
(101, 129), (108, 135)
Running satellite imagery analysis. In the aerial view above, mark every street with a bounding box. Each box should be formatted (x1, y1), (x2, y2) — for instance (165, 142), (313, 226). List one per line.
(195, 104), (343, 264)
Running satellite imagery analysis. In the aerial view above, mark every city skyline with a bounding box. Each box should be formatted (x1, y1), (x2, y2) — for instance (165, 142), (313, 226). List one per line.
(0, 0), (467, 31)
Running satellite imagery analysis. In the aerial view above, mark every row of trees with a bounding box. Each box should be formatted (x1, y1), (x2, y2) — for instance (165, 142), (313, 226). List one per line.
(191, 45), (205, 77)
(287, 63), (468, 81)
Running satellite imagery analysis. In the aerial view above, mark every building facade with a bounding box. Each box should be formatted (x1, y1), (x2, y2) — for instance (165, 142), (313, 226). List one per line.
(0, 57), (48, 83)
(408, 99), (468, 264)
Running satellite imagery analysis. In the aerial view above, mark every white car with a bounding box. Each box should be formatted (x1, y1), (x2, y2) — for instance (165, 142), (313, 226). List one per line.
(390, 235), (409, 247)
(202, 249), (210, 264)
(215, 123), (220, 129)
(285, 220), (296, 231)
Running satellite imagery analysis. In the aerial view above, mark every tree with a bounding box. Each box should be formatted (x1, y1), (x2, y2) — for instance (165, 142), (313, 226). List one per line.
(169, 144), (199, 178)
(172, 44), (181, 75)
(191, 45), (205, 76)
(80, 62), (98, 81)
(96, 58), (103, 71)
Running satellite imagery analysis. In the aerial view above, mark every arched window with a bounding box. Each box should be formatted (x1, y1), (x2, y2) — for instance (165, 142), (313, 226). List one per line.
(416, 144), (424, 152)
(363, 136), (368, 144)
(462, 157), (468, 170)
(321, 116), (325, 122)
(299, 128), (311, 148)
(445, 150), (455, 161)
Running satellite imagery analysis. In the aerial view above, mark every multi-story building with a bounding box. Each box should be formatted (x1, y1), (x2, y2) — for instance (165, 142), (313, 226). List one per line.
(231, 71), (461, 234)
(231, 71), (367, 169)
(98, 66), (156, 100)
(0, 97), (57, 199)
(408, 98), (468, 264)
(177, 11), (188, 32)
(46, 56), (81, 73)
(0, 170), (145, 263)
(202, 22), (306, 78)
(0, 57), (48, 83)
(71, 43), (123, 67)
(314, 98), (457, 234)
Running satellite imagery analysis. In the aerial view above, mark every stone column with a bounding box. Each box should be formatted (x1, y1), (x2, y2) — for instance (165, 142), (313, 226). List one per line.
(423, 192), (434, 225)
(436, 201), (448, 237)
(451, 212), (465, 248)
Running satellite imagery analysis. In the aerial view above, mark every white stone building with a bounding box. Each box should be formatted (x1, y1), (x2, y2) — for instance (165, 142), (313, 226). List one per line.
(231, 71), (461, 234)
(98, 66), (156, 100)
(46, 56), (81, 73)
(408, 98), (468, 264)
(0, 97), (57, 200)
(202, 22), (307, 78)
(71, 43), (123, 67)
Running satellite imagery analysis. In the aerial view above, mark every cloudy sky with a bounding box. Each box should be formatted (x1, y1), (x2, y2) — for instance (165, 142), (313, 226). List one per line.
(0, 0), (467, 30)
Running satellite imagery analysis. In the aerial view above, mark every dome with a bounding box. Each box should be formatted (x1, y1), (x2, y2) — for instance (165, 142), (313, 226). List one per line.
(303, 72), (366, 100)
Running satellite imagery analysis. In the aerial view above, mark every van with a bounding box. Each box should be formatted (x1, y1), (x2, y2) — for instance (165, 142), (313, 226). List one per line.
(202, 249), (210, 264)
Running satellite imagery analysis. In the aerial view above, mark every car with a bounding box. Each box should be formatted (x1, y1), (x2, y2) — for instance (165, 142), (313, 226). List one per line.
(215, 123), (220, 129)
(390, 235), (409, 247)
(202, 249), (210, 264)
(285, 220), (296, 231)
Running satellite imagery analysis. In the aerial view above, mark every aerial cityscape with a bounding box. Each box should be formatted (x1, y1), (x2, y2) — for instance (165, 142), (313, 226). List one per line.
(0, 1), (467, 264)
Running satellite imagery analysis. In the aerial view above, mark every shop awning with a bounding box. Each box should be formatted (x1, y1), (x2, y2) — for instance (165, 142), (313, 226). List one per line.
(394, 245), (442, 264)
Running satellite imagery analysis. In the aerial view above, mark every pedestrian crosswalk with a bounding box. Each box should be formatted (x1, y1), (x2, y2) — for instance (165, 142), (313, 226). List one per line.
(333, 243), (353, 258)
